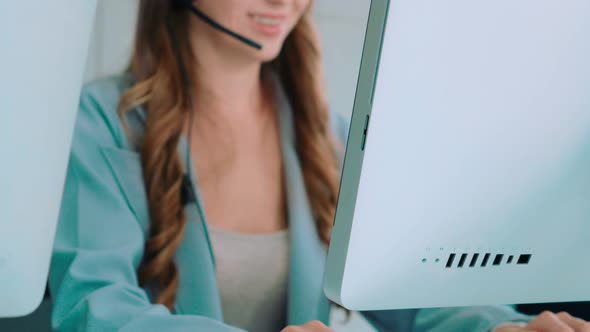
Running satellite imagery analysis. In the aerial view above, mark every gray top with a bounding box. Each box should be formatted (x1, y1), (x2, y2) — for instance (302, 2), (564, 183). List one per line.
(208, 225), (290, 332)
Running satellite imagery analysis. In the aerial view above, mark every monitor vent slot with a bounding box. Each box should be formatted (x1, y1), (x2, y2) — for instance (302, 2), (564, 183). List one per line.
(445, 253), (456, 268)
(517, 254), (532, 265)
(457, 253), (468, 268)
(469, 253), (479, 267)
(481, 253), (491, 267)
(493, 254), (504, 266)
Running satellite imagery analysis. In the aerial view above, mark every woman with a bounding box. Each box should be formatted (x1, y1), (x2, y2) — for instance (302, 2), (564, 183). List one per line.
(49, 0), (589, 331)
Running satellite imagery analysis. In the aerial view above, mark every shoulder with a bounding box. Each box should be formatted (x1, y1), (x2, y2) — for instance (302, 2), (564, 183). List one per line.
(81, 74), (133, 108)
(75, 74), (136, 150)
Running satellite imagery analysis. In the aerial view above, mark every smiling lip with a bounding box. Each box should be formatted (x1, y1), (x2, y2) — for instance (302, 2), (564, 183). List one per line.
(249, 13), (287, 37)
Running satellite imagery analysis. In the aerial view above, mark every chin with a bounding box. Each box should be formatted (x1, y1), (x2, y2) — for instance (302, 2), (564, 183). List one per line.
(256, 37), (291, 63)
(257, 47), (283, 63)
(232, 36), (288, 64)
(238, 45), (282, 64)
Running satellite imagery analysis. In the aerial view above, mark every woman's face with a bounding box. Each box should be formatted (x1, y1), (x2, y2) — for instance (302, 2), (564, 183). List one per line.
(192, 0), (311, 62)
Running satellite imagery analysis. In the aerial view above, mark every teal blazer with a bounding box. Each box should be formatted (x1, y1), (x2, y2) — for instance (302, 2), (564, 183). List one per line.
(49, 76), (531, 331)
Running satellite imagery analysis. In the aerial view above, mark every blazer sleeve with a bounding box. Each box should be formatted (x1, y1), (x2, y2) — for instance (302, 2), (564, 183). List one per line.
(328, 111), (534, 332)
(48, 83), (246, 332)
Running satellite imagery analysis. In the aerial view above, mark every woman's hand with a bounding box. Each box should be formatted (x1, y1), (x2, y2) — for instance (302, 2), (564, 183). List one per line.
(494, 311), (590, 332)
(280, 320), (335, 332)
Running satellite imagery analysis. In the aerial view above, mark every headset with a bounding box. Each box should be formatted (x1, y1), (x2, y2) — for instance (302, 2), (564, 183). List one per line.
(170, 0), (263, 206)
(173, 0), (262, 50)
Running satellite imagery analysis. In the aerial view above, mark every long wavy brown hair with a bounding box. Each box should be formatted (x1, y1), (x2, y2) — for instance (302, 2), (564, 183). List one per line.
(118, 0), (341, 310)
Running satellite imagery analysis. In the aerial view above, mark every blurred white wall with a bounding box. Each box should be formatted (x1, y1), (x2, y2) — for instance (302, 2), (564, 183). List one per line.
(85, 1), (374, 330)
(84, 1), (138, 81)
(314, 0), (370, 118)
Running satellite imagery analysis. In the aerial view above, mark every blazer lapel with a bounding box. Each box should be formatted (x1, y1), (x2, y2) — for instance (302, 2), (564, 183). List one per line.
(173, 136), (223, 319)
(128, 106), (222, 319)
(276, 86), (332, 326)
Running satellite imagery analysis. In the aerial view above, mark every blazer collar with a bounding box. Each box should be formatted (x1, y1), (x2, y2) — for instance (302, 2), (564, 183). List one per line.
(274, 79), (331, 325)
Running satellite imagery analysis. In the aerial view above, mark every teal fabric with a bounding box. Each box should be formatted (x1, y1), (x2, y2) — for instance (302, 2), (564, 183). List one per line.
(49, 76), (532, 331)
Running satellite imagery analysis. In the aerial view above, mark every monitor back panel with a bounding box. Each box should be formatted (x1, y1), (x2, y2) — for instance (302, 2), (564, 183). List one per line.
(0, 1), (97, 317)
(325, 0), (590, 310)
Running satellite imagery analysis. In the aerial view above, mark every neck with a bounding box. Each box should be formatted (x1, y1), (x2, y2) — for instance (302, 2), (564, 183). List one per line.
(194, 61), (265, 117)
(189, 27), (267, 118)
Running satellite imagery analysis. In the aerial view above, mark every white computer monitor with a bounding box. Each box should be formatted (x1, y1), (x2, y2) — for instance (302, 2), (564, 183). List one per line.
(0, 1), (96, 317)
(324, 0), (590, 311)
